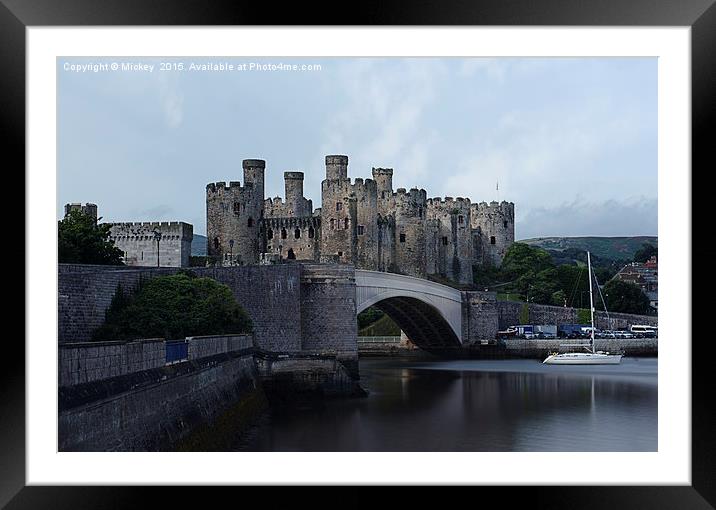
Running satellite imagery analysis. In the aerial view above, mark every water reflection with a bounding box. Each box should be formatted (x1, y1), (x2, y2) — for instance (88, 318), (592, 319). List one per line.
(232, 358), (657, 452)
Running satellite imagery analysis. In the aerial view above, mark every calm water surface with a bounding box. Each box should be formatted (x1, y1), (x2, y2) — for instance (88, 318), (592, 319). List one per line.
(233, 357), (657, 452)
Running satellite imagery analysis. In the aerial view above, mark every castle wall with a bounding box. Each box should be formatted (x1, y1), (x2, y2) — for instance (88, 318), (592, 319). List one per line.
(261, 216), (320, 261)
(58, 264), (304, 351)
(471, 201), (515, 267)
(376, 214), (396, 272)
(109, 221), (193, 268)
(204, 154), (515, 285)
(426, 197), (473, 284)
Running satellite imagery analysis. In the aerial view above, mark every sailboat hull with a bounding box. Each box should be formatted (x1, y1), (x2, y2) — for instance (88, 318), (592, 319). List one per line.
(543, 353), (623, 365)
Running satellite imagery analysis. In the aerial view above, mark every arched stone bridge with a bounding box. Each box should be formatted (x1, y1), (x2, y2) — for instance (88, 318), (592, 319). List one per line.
(355, 270), (463, 352)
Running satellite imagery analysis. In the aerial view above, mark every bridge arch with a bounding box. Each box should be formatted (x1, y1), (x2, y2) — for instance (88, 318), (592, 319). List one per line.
(355, 270), (463, 352)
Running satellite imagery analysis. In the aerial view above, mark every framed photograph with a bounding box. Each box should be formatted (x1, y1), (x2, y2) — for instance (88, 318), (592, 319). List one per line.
(6, 0), (711, 504)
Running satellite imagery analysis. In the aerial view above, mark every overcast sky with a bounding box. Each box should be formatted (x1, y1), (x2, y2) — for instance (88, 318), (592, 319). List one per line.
(57, 57), (657, 239)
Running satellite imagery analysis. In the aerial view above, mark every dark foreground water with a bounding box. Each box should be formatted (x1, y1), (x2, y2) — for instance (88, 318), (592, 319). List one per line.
(232, 357), (657, 452)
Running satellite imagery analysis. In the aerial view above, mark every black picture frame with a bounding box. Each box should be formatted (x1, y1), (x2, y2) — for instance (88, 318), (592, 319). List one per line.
(4, 0), (710, 505)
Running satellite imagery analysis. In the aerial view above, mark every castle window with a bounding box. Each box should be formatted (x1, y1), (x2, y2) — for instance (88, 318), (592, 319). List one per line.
(247, 217), (254, 227)
(281, 228), (287, 239)
(308, 226), (315, 238)
(268, 229), (274, 239)
(490, 236), (496, 245)
(419, 207), (423, 218)
(213, 237), (220, 250)
(344, 218), (349, 230)
(504, 220), (508, 229)
(336, 202), (343, 211)
(458, 215), (464, 224)
(294, 228), (301, 239)
(141, 251), (144, 260)
(382, 191), (386, 199)
(287, 248), (296, 260)
(330, 219), (335, 230)
(400, 233), (406, 243)
(357, 225), (365, 235)
(442, 237), (448, 246)
(233, 202), (240, 215)
(338, 251), (343, 257)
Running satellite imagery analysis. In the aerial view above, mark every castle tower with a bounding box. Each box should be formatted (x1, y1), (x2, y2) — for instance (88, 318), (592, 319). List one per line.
(64, 202), (98, 223)
(325, 155), (348, 181)
(394, 188), (427, 278)
(471, 201), (515, 267)
(319, 155), (376, 266)
(206, 159), (265, 266)
(284, 171), (308, 217)
(242, 159), (265, 204)
(372, 167), (394, 216)
(426, 197), (473, 284)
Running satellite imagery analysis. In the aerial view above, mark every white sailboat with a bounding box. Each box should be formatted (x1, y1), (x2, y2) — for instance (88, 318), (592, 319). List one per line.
(543, 251), (623, 365)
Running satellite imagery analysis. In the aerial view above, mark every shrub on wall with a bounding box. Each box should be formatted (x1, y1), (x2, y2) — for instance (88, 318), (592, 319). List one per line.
(577, 308), (591, 324)
(92, 272), (253, 341)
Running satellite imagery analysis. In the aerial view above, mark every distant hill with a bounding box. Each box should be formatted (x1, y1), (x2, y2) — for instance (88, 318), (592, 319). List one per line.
(519, 236), (657, 262)
(191, 234), (207, 256)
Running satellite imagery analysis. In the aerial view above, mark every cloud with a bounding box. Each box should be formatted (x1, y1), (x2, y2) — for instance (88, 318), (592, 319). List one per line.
(158, 74), (184, 128)
(516, 197), (657, 239)
(317, 59), (446, 184)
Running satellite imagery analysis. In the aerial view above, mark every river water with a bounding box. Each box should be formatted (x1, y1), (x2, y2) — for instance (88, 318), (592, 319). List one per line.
(232, 357), (657, 452)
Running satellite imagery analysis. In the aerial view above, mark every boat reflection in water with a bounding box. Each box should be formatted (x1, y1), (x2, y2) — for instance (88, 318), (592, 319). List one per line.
(230, 357), (657, 452)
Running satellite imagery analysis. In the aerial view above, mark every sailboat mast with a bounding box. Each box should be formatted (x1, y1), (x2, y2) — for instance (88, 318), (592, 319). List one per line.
(587, 251), (595, 353)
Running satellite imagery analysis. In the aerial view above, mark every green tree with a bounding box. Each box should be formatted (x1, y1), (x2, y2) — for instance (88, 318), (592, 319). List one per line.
(92, 272), (253, 341)
(633, 243), (658, 263)
(358, 306), (385, 330)
(58, 210), (124, 265)
(603, 279), (652, 315)
(551, 290), (567, 307)
(500, 243), (555, 280)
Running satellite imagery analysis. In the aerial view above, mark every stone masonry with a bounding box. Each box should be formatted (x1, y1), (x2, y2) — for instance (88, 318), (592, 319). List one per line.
(109, 221), (193, 268)
(206, 155), (516, 285)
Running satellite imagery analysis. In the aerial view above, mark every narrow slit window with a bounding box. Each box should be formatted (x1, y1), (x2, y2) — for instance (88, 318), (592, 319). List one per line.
(294, 228), (301, 239)
(281, 228), (287, 239)
(490, 236), (496, 245)
(442, 237), (448, 246)
(400, 233), (406, 243)
(357, 225), (365, 235)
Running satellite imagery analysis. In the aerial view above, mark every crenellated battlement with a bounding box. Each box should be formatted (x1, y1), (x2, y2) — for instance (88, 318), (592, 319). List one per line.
(426, 196), (472, 208)
(394, 187), (427, 199)
(206, 181), (255, 194)
(322, 176), (377, 195)
(109, 221), (193, 240)
(205, 152), (514, 276)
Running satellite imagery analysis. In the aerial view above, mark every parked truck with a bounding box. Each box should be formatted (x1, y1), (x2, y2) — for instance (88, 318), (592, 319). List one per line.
(558, 324), (590, 339)
(533, 325), (557, 339)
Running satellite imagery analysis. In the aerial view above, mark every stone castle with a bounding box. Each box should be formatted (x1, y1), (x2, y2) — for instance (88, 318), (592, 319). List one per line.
(207, 155), (514, 284)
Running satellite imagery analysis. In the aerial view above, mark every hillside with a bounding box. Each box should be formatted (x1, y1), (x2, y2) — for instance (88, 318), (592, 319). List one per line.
(519, 236), (657, 262)
(191, 234), (207, 256)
